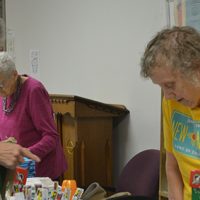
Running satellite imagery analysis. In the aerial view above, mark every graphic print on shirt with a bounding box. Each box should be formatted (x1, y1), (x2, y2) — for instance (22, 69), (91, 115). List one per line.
(172, 111), (200, 158)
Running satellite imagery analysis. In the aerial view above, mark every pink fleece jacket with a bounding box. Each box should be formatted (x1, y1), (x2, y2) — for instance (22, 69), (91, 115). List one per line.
(0, 76), (67, 179)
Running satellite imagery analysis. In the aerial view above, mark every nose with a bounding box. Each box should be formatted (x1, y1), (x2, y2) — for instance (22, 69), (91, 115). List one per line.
(163, 89), (176, 100)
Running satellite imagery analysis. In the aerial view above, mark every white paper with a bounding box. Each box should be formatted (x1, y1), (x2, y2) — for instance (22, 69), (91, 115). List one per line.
(29, 49), (40, 78)
(6, 29), (15, 59)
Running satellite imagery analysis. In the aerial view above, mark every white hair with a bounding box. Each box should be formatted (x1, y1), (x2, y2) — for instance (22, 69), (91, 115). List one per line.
(0, 52), (16, 77)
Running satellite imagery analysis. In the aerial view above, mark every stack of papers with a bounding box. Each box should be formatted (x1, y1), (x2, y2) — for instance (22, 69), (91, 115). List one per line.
(26, 177), (55, 188)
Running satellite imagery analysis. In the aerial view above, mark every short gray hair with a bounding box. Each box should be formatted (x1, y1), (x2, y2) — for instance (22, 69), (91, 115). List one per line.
(140, 26), (200, 81)
(0, 52), (16, 77)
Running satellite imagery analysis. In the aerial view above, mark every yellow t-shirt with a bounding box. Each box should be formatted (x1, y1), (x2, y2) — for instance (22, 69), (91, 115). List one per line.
(163, 97), (200, 200)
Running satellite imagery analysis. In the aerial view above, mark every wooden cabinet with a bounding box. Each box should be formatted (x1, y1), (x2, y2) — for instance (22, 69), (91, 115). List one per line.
(50, 94), (129, 189)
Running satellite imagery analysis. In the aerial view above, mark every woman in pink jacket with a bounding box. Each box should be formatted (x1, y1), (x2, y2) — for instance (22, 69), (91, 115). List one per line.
(0, 52), (67, 180)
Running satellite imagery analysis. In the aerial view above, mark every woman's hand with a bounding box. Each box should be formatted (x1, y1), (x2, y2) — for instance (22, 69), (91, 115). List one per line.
(0, 142), (40, 169)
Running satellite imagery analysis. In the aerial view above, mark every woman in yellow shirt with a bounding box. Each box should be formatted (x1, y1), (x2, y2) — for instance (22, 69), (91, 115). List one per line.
(141, 26), (200, 200)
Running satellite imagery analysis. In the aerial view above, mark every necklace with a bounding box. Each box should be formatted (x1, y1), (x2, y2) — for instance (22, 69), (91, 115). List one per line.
(2, 76), (22, 113)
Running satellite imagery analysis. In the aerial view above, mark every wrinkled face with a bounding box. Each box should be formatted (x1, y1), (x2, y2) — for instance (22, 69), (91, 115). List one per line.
(150, 65), (200, 108)
(0, 71), (18, 97)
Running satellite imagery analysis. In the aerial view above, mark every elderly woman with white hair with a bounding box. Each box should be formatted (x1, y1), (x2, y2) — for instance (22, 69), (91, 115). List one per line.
(141, 26), (200, 200)
(0, 52), (67, 180)
(0, 18), (40, 172)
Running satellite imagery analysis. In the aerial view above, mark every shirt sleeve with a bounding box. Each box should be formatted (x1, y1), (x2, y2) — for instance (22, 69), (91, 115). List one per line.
(162, 97), (173, 153)
(27, 84), (59, 159)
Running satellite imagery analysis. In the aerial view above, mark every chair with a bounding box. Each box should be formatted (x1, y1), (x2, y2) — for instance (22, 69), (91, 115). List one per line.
(116, 149), (160, 199)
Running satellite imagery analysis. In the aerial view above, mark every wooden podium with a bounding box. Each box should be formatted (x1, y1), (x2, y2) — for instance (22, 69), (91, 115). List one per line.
(50, 94), (129, 189)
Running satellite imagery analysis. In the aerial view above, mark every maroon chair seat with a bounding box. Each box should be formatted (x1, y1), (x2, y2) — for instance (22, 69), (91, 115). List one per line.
(116, 149), (160, 199)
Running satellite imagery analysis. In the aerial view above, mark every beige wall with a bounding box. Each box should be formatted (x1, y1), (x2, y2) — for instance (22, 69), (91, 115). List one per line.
(6, 0), (167, 184)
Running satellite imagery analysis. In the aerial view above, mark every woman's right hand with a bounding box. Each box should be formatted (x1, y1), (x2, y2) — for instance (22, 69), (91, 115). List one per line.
(0, 142), (40, 169)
